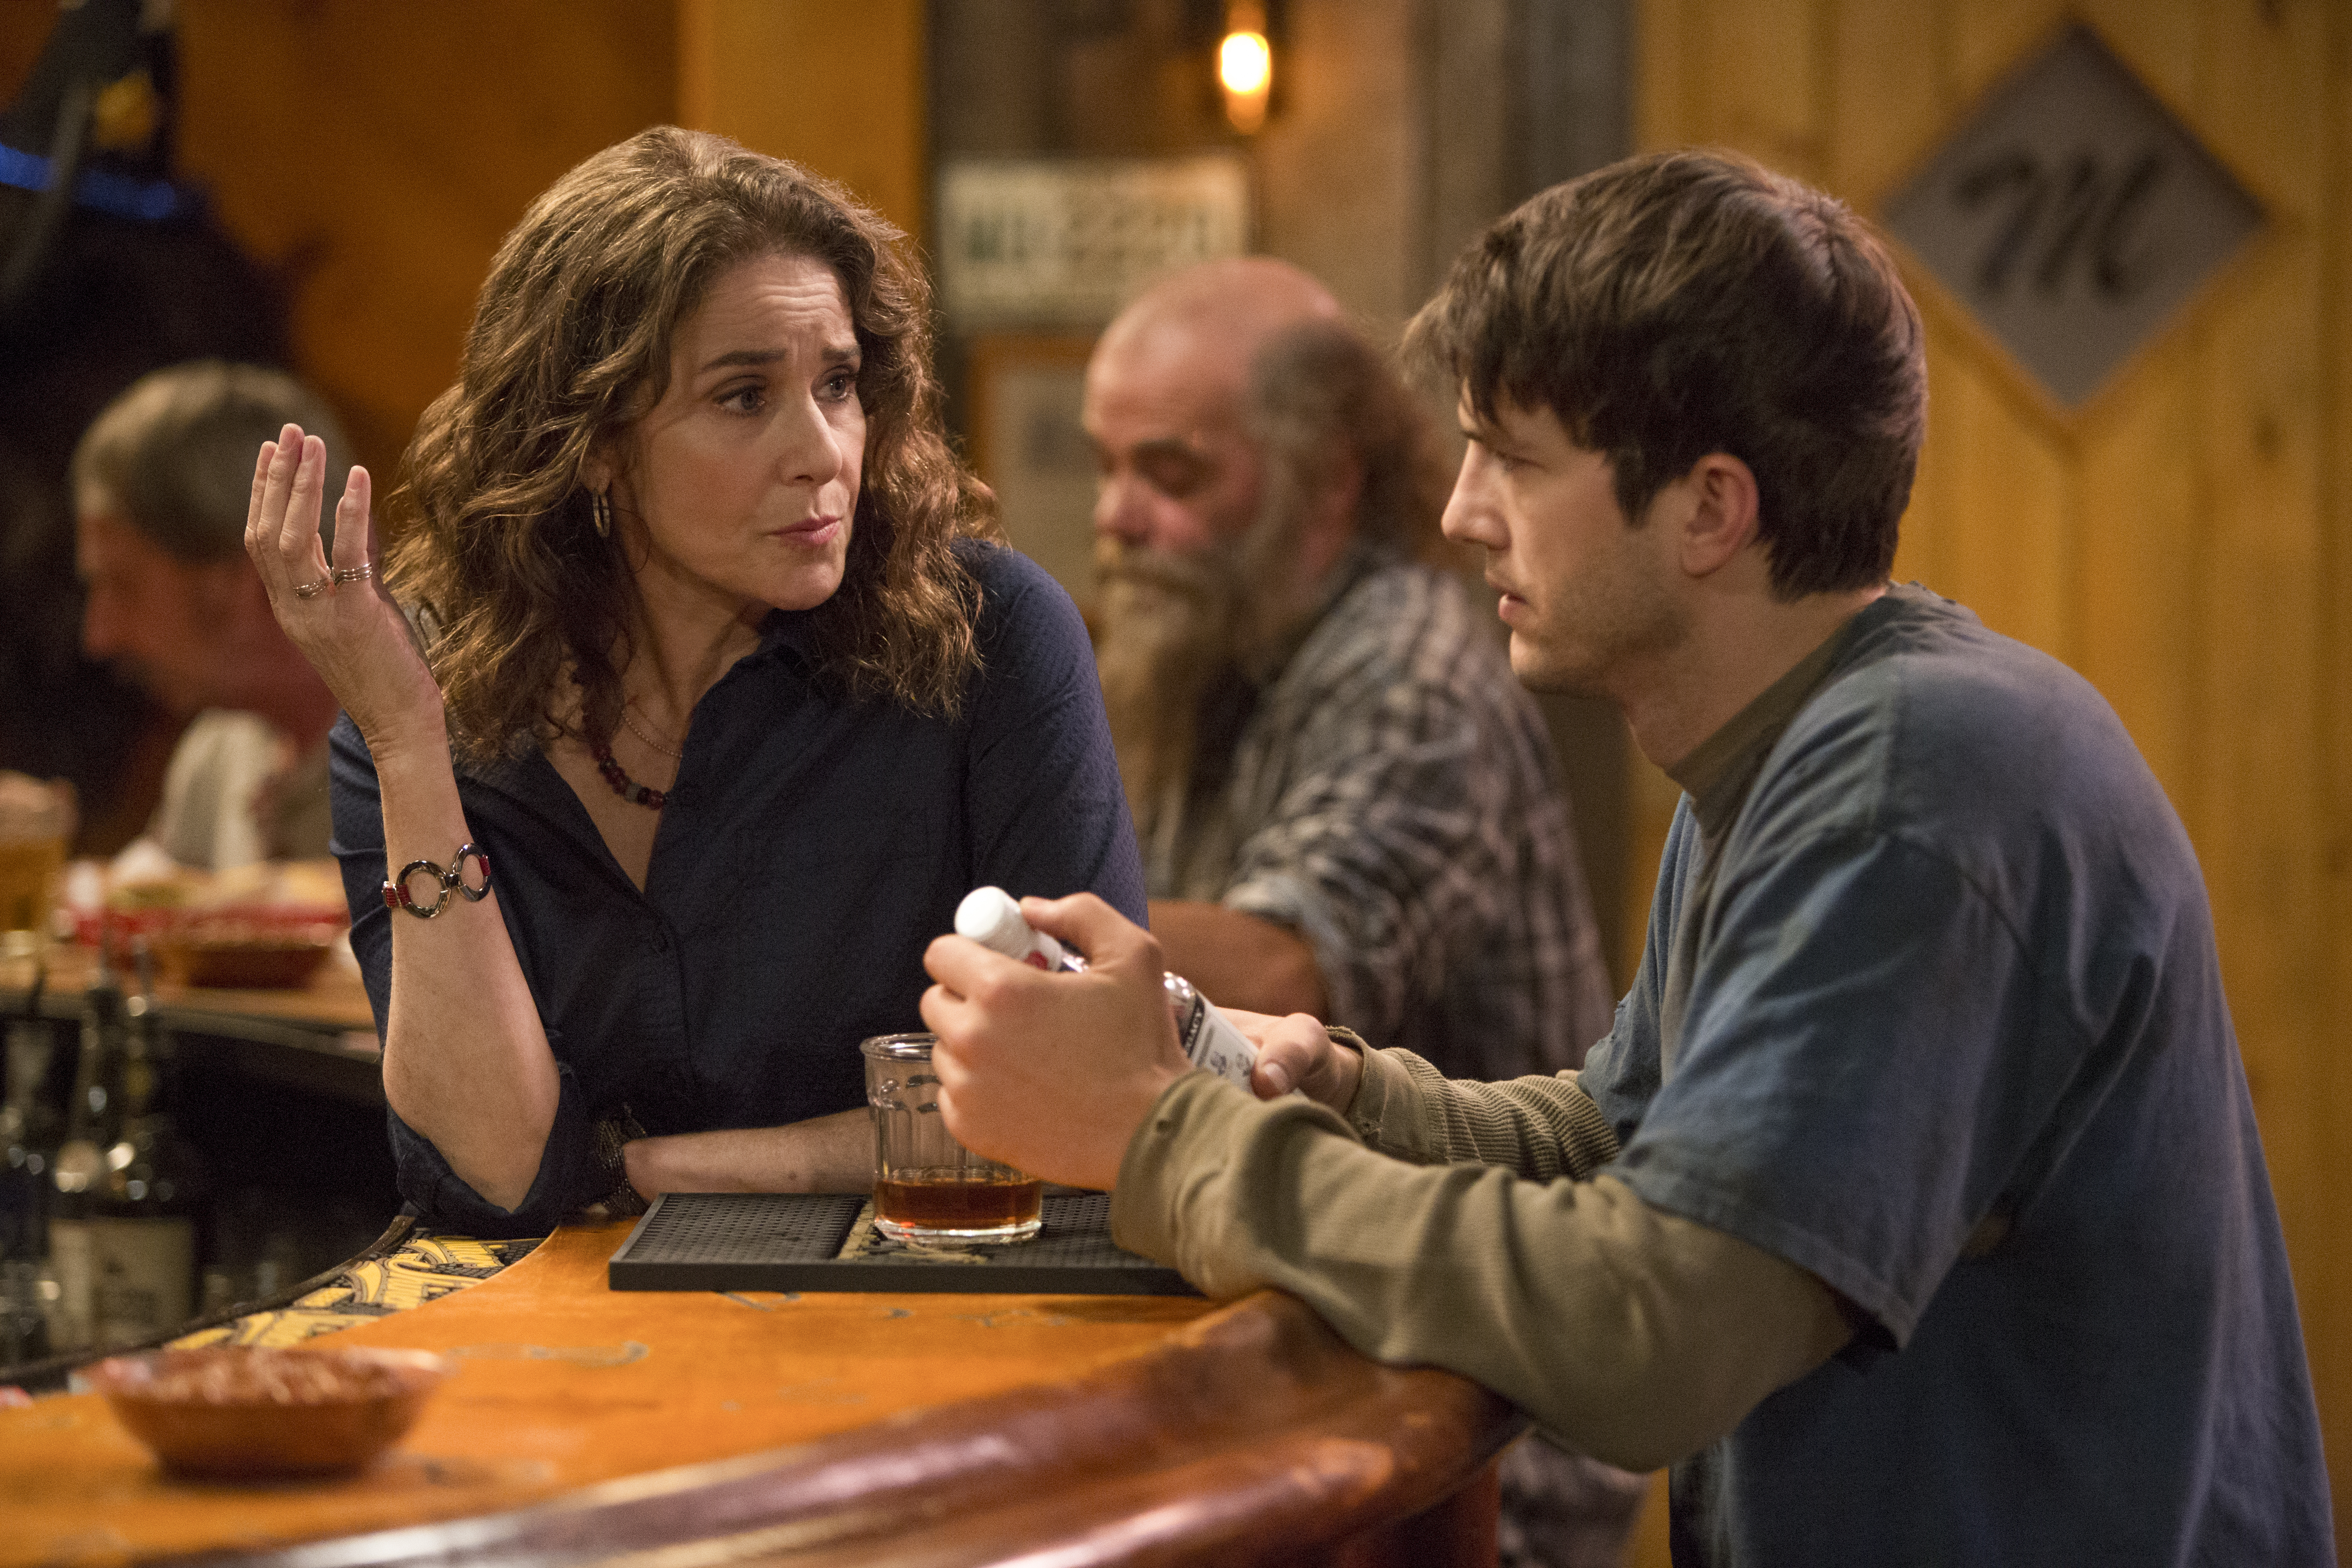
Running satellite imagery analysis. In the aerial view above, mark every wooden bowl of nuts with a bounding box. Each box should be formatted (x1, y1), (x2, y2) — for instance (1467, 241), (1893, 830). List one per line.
(86, 1345), (451, 1479)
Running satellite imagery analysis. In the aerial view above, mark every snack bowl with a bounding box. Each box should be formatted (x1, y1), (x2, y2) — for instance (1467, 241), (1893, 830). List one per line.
(86, 1345), (451, 1479)
(150, 908), (345, 989)
(154, 930), (337, 989)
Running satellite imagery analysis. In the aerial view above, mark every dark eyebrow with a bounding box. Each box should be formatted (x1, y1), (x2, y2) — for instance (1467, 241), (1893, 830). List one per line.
(697, 343), (861, 374)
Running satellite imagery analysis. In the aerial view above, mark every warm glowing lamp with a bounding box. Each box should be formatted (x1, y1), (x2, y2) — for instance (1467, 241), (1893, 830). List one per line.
(1219, 2), (1272, 134)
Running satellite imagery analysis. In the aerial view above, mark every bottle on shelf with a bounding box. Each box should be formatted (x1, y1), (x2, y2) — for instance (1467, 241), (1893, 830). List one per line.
(88, 942), (206, 1349)
(0, 1017), (60, 1261)
(0, 1012), (62, 1364)
(48, 940), (209, 1351)
(46, 941), (125, 1353)
(952, 887), (1260, 1090)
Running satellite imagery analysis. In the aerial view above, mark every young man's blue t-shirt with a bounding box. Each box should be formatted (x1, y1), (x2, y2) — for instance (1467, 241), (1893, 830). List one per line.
(1580, 584), (2332, 1565)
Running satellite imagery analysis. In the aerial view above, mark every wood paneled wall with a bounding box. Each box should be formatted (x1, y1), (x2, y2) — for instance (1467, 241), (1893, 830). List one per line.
(1633, 0), (2352, 1545)
(171, 2), (678, 480)
(676, 0), (926, 245)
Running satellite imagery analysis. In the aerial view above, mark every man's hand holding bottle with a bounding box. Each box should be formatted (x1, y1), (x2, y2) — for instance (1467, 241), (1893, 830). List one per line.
(920, 892), (1362, 1192)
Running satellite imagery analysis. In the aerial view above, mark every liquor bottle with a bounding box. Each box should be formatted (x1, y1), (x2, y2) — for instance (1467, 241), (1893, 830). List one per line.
(0, 1019), (61, 1262)
(952, 887), (1260, 1089)
(0, 1017), (61, 1363)
(46, 947), (125, 1353)
(86, 946), (204, 1348)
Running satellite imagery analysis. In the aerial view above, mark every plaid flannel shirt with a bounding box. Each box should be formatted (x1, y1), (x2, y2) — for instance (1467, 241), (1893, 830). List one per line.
(1149, 549), (1615, 1079)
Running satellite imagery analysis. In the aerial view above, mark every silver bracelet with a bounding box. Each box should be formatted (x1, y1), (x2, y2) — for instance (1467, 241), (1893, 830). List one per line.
(381, 843), (491, 919)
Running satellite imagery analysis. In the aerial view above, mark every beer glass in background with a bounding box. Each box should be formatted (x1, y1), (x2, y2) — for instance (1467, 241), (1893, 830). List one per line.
(860, 1032), (1042, 1246)
(0, 772), (73, 969)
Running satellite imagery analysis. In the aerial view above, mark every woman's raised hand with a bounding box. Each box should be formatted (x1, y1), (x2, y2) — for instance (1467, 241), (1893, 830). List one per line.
(245, 424), (447, 757)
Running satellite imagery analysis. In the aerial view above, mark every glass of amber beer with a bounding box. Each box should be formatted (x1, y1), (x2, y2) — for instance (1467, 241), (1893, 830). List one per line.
(860, 1032), (1042, 1246)
(0, 772), (72, 971)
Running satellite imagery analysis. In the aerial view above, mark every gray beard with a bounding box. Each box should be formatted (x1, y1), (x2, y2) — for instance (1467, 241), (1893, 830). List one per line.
(1093, 539), (1237, 846)
(1092, 485), (1317, 861)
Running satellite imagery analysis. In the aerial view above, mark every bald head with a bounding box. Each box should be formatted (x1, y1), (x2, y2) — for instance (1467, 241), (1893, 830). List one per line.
(1097, 257), (1345, 401)
(1086, 258), (1347, 561)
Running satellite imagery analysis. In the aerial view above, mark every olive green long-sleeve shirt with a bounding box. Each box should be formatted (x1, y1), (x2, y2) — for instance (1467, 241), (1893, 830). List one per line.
(1109, 1047), (1848, 1471)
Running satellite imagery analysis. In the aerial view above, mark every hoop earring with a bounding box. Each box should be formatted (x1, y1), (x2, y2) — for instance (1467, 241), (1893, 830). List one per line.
(591, 490), (611, 538)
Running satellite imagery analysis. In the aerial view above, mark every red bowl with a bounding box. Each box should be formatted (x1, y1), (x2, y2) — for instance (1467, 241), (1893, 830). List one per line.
(154, 932), (337, 989)
(88, 1345), (450, 1479)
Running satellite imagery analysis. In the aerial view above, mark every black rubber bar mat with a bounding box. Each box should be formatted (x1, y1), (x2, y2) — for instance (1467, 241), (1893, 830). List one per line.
(607, 1190), (1199, 1297)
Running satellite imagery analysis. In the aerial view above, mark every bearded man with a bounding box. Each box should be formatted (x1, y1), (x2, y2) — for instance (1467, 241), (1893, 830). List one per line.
(1085, 257), (1614, 1080)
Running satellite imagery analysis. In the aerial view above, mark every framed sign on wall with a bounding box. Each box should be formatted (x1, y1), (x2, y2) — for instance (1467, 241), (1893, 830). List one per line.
(936, 155), (1251, 331)
(965, 333), (1101, 617)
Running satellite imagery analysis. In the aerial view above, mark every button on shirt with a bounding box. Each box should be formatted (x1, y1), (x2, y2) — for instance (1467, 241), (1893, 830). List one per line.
(331, 543), (1146, 1235)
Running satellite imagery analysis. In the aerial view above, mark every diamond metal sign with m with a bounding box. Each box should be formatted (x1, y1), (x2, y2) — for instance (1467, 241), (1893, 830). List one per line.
(1882, 26), (2263, 410)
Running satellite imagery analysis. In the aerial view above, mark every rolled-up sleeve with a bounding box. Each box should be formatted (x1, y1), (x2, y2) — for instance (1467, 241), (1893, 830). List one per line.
(383, 1048), (601, 1238)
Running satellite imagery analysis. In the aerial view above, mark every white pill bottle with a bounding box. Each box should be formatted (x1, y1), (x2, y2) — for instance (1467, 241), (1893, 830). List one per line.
(953, 887), (1259, 1090)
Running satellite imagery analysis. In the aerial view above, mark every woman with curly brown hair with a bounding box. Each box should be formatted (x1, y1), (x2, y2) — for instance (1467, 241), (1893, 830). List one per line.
(245, 128), (1144, 1235)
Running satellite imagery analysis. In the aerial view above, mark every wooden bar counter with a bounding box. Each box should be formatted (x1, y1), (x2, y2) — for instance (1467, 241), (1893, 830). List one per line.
(2, 1219), (1520, 1566)
(9, 939), (379, 1058)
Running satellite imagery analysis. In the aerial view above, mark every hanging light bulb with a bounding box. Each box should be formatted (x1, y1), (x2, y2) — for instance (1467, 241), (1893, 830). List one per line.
(1219, 1), (1272, 134)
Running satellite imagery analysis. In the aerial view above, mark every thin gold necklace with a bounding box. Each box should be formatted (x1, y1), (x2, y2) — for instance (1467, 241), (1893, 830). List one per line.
(620, 702), (685, 760)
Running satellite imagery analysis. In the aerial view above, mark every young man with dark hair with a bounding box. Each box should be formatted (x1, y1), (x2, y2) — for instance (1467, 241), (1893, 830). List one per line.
(923, 151), (2333, 1562)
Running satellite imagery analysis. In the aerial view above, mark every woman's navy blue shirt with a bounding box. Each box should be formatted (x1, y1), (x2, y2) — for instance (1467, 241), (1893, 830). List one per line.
(329, 542), (1145, 1235)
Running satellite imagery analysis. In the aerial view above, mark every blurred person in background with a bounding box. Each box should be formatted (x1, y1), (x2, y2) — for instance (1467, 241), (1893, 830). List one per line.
(0, 0), (292, 856)
(73, 362), (348, 869)
(247, 127), (1141, 1237)
(1083, 257), (1636, 1568)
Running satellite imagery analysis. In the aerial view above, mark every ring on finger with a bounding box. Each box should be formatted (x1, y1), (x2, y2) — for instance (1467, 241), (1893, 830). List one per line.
(331, 563), (373, 585)
(292, 576), (333, 599)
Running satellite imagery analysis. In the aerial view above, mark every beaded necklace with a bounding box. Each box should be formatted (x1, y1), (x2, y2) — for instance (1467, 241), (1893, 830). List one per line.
(590, 741), (668, 810)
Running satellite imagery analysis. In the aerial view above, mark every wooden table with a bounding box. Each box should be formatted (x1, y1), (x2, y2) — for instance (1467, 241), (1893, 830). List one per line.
(1, 1221), (1520, 1566)
(12, 937), (377, 1031)
(5, 940), (382, 1105)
